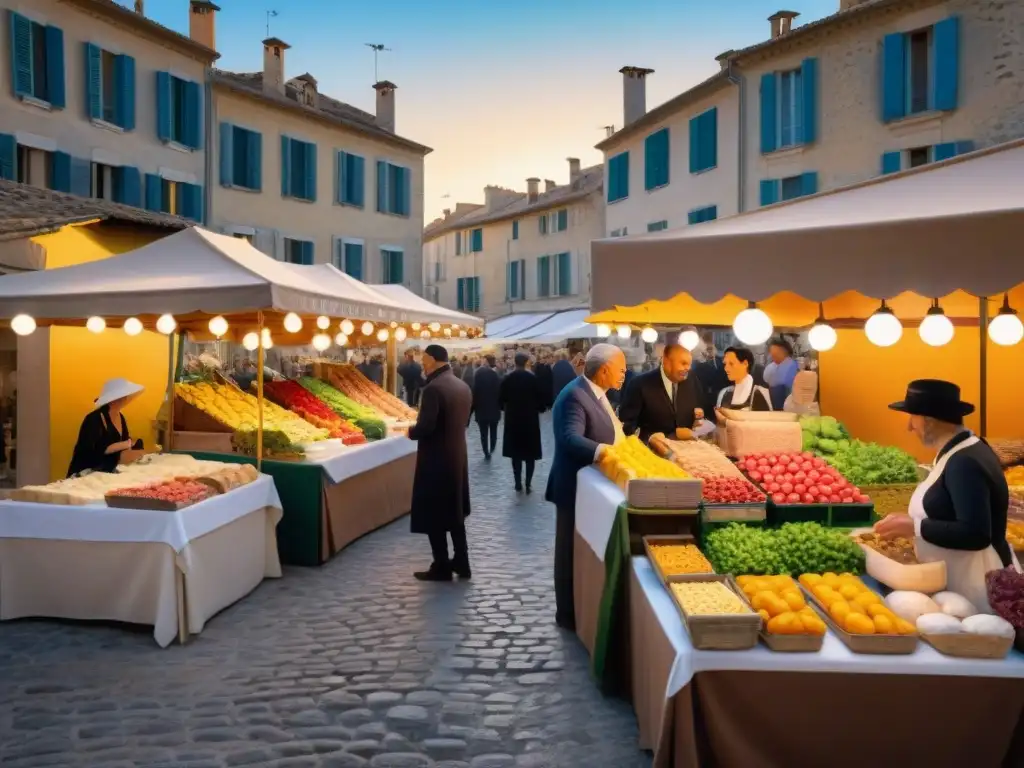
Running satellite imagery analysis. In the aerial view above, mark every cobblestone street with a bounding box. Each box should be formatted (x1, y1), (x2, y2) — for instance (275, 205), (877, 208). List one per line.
(0, 415), (650, 768)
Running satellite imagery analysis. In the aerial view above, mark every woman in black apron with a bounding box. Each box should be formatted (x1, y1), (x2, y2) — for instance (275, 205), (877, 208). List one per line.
(67, 378), (144, 477)
(715, 346), (772, 414)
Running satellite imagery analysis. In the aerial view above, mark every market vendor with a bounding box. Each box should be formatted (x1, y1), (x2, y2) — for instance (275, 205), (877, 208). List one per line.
(66, 378), (144, 477)
(875, 379), (1021, 609)
(714, 346), (773, 415)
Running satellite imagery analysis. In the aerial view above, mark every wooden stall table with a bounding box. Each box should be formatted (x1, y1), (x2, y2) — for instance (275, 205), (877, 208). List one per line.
(0, 475), (283, 647)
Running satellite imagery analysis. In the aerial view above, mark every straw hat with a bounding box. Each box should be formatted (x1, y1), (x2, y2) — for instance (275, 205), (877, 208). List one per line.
(94, 378), (144, 410)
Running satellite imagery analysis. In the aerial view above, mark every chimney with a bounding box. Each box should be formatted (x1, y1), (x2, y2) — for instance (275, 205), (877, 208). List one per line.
(188, 1), (219, 49)
(526, 178), (540, 204)
(715, 50), (735, 72)
(374, 81), (397, 133)
(443, 208), (451, 219)
(544, 179), (556, 193)
(768, 11), (799, 39)
(135, 0), (144, 13)
(262, 37), (290, 96)
(567, 157), (581, 185)
(619, 66), (655, 126)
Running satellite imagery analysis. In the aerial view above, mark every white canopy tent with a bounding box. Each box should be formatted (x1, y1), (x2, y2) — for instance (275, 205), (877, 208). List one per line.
(484, 312), (554, 339)
(512, 308), (599, 343)
(367, 282), (481, 328)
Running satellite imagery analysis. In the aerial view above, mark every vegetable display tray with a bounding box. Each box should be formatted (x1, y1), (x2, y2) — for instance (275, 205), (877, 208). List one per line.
(626, 478), (703, 509)
(859, 484), (916, 517)
(801, 586), (919, 655)
(701, 501), (767, 524)
(850, 527), (947, 593)
(921, 632), (1014, 659)
(730, 577), (824, 653)
(766, 500), (875, 528)
(643, 534), (714, 584)
(666, 574), (761, 651)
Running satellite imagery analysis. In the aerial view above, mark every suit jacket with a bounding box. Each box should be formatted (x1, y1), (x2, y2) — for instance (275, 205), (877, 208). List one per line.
(471, 365), (502, 423)
(619, 367), (702, 445)
(551, 360), (576, 401)
(545, 376), (617, 510)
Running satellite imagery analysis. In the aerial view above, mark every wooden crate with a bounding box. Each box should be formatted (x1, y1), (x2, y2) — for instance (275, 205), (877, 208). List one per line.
(665, 573), (761, 651)
(642, 534), (713, 583)
(922, 632), (1014, 659)
(730, 576), (824, 653)
(701, 502), (767, 524)
(801, 584), (919, 654)
(627, 478), (703, 509)
(171, 430), (235, 454)
(173, 397), (233, 434)
(626, 508), (698, 555)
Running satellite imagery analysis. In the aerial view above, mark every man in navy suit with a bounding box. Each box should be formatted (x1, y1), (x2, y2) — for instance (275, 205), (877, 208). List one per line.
(545, 343), (626, 629)
(550, 351), (577, 402)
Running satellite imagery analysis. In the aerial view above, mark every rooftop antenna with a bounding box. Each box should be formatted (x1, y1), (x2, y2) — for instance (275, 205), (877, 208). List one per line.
(266, 10), (278, 38)
(364, 43), (392, 82)
(600, 125), (615, 138)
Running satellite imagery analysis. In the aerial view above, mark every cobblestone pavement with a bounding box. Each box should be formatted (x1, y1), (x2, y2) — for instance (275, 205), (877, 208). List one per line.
(0, 415), (651, 768)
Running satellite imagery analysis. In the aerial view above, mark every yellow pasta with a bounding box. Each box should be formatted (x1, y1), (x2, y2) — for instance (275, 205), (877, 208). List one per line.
(670, 581), (751, 616)
(649, 544), (714, 575)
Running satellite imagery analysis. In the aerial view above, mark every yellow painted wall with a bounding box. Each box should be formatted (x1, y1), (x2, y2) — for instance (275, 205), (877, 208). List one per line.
(31, 224), (174, 480)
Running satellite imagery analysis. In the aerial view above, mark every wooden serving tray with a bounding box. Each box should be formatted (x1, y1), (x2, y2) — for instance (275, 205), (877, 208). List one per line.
(801, 584), (919, 655)
(921, 632), (1014, 659)
(104, 492), (210, 511)
(701, 502), (767, 523)
(730, 576), (823, 653)
(643, 534), (713, 584)
(665, 573), (761, 651)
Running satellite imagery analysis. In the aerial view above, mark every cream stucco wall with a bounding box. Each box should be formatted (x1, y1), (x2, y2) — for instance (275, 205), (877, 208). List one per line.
(601, 85), (740, 237)
(741, 0), (1024, 211)
(211, 88), (427, 294)
(0, 0), (207, 186)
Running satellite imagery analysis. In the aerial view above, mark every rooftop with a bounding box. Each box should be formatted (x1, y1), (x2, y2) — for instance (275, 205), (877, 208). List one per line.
(72, 0), (218, 62)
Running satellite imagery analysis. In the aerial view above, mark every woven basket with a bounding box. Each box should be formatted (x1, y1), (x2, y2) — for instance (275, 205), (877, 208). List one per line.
(627, 478), (703, 509)
(802, 585), (919, 655)
(667, 574), (761, 651)
(922, 632), (1014, 659)
(860, 484), (917, 517)
(730, 577), (824, 653)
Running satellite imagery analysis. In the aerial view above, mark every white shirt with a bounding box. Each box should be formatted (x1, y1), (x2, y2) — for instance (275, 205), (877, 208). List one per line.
(660, 365), (677, 405)
(715, 374), (773, 411)
(584, 376), (626, 448)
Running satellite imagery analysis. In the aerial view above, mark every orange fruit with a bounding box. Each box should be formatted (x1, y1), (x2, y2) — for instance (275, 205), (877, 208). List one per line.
(758, 609), (771, 623)
(873, 614), (895, 634)
(855, 592), (881, 609)
(800, 574), (823, 589)
(866, 604), (892, 619)
(767, 612), (800, 635)
(894, 618), (918, 635)
(846, 601), (867, 616)
(766, 596), (790, 618)
(782, 590), (806, 610)
(845, 613), (876, 634)
(800, 615), (827, 636)
(830, 600), (851, 623)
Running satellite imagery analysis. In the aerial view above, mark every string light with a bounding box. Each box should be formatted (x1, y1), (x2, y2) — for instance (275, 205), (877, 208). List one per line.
(679, 329), (700, 351)
(335, 332), (349, 347)
(340, 319), (355, 335)
(640, 326), (658, 343)
(988, 294), (1024, 346)
(208, 316), (229, 337)
(807, 303), (837, 352)
(361, 321), (374, 336)
(918, 299), (954, 347)
(733, 302), (773, 345)
(864, 300), (902, 347)
(395, 327), (408, 341)
(283, 313), (303, 333)
(616, 325), (631, 339)
(312, 333), (332, 351)
(156, 314), (177, 334)
(10, 314), (35, 336)
(86, 316), (106, 333)
(123, 317), (143, 336)
(242, 332), (260, 351)
(261, 328), (273, 349)
(596, 324), (611, 338)
(316, 316), (330, 330)
(377, 328), (390, 342)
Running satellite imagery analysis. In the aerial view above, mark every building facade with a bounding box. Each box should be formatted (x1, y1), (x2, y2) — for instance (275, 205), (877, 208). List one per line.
(0, 0), (215, 219)
(423, 160), (604, 319)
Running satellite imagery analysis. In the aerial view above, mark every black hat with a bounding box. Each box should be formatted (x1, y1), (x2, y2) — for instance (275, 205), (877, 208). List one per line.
(423, 344), (449, 363)
(888, 379), (974, 424)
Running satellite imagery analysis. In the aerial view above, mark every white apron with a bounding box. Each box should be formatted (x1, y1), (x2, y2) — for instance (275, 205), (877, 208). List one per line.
(909, 434), (1021, 611)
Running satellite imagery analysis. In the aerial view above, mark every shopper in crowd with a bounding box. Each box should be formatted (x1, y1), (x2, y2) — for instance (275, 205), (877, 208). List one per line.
(451, 355), (466, 380)
(534, 352), (554, 410)
(500, 352), (545, 493)
(471, 355), (502, 460)
(406, 345), (473, 582)
(693, 332), (729, 416)
(619, 343), (703, 444)
(764, 337), (799, 410)
(546, 344), (625, 629)
(461, 356), (478, 387)
(67, 378), (145, 477)
(366, 355), (385, 387)
(551, 351), (576, 402)
(398, 348), (424, 407)
(716, 346), (773, 413)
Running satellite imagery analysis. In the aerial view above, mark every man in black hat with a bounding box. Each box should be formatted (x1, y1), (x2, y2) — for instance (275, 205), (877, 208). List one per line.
(406, 344), (474, 581)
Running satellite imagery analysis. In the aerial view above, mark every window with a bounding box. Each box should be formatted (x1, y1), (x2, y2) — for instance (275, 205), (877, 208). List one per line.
(507, 259), (526, 301)
(687, 206), (717, 225)
(512, 220), (519, 240)
(470, 228), (483, 253)
(780, 175), (805, 201)
(760, 173), (816, 206)
(233, 232), (254, 245)
(16, 145), (52, 188)
(156, 71), (201, 149)
(92, 162), (115, 200)
(220, 124), (262, 191)
(555, 252), (573, 297)
(433, 261), (445, 283)
(908, 146), (931, 168)
(336, 150), (365, 207)
(610, 227), (628, 238)
(689, 109), (717, 173)
(556, 209), (568, 232)
(85, 45), (134, 130)
(376, 161), (411, 216)
(536, 256), (551, 298)
(778, 69), (804, 149)
(9, 13), (65, 107)
(538, 214), (548, 235)
(281, 136), (317, 201)
(455, 231), (462, 256)
(457, 277), (481, 312)
(336, 240), (363, 279)
(644, 128), (670, 189)
(284, 238), (314, 265)
(907, 29), (931, 115)
(607, 151), (629, 202)
(760, 59), (817, 153)
(111, 166), (141, 207)
(381, 248), (404, 285)
(647, 220), (668, 232)
(882, 17), (959, 122)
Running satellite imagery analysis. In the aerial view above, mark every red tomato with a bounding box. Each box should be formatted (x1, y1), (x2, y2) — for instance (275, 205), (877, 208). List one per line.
(794, 483), (807, 494)
(769, 482), (781, 493)
(807, 469), (821, 481)
(794, 471), (807, 482)
(812, 458), (826, 469)
(786, 462), (800, 474)
(757, 457), (769, 467)
(829, 494), (842, 503)
(772, 492), (786, 503)
(840, 487), (853, 498)
(786, 492), (801, 503)
(748, 470), (762, 482)
(802, 493), (816, 503)
(763, 474), (775, 484)
(744, 459), (758, 471)
(801, 451), (814, 460)
(855, 493), (870, 503)
(780, 482), (794, 494)
(778, 454), (790, 465)
(800, 461), (813, 472)
(818, 484), (833, 496)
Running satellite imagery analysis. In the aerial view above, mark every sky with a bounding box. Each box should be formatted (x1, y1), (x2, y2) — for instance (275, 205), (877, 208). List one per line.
(131, 0), (838, 220)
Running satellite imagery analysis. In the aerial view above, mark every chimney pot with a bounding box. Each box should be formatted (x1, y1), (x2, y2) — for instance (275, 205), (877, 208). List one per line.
(262, 37), (290, 96)
(768, 11), (800, 39)
(567, 157), (581, 185)
(619, 66), (655, 126)
(135, 0), (144, 13)
(715, 50), (735, 71)
(188, 1), (219, 49)
(544, 179), (556, 193)
(526, 177), (540, 204)
(443, 208), (451, 219)
(373, 80), (397, 133)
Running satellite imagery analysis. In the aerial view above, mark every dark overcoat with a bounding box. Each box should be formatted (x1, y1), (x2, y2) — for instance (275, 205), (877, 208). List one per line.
(408, 365), (473, 534)
(499, 368), (544, 461)
(471, 365), (502, 424)
(534, 362), (554, 409)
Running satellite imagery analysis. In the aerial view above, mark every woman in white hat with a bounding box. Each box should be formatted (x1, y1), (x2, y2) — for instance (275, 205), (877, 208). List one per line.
(66, 378), (144, 477)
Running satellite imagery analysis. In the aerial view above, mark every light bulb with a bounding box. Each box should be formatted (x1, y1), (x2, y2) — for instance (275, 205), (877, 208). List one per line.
(459, 330), (467, 338)
(411, 322), (422, 331)
(316, 315), (330, 330)
(420, 330), (430, 339)
(596, 323), (611, 338)
(261, 328), (273, 349)
(10, 314), (35, 336)
(395, 327), (407, 341)
(390, 321), (398, 328)
(808, 323), (837, 352)
(864, 306), (902, 347)
(208, 315), (229, 337)
(679, 329), (700, 351)
(989, 313), (1024, 346)
(640, 326), (658, 343)
(361, 321), (374, 336)
(340, 319), (355, 336)
(733, 305), (773, 346)
(156, 314), (177, 334)
(335, 332), (349, 347)
(377, 328), (390, 342)
(429, 322), (441, 332)
(86, 316), (106, 333)
(242, 332), (260, 351)
(312, 333), (331, 351)
(616, 325), (631, 339)
(283, 312), (303, 333)
(123, 317), (143, 336)
(444, 327), (452, 337)
(918, 308), (954, 347)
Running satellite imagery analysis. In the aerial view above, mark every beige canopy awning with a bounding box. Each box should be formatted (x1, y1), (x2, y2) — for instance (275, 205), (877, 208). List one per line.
(591, 139), (1024, 312)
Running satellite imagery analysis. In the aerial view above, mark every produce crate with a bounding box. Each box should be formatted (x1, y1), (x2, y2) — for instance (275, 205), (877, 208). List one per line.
(701, 501), (767, 524)
(850, 528), (947, 592)
(626, 508), (699, 556)
(801, 585), (919, 655)
(665, 573), (761, 651)
(767, 501), (829, 525)
(643, 534), (713, 584)
(828, 503), (876, 527)
(626, 478), (703, 509)
(859, 484), (916, 517)
(729, 576), (824, 653)
(921, 632), (1014, 660)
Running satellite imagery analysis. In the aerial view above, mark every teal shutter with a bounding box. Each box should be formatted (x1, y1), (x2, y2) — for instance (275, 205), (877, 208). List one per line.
(473, 277), (481, 311)
(800, 58), (817, 144)
(456, 277), (464, 310)
(644, 128), (669, 190)
(50, 151), (71, 192)
(384, 250), (403, 284)
(557, 208), (568, 231)
(608, 152), (629, 201)
(45, 25), (65, 108)
(0, 133), (15, 180)
(759, 179), (779, 207)
(618, 152), (629, 200)
(184, 80), (201, 149)
(687, 210), (698, 225)
(702, 108), (717, 169)
(303, 141), (317, 201)
(759, 73), (777, 153)
(556, 252), (571, 296)
(400, 166), (411, 215)
(933, 16), (960, 111)
(10, 13), (32, 97)
(512, 220), (519, 240)
(185, 183), (202, 221)
(85, 43), (102, 120)
(114, 54), (135, 130)
(688, 115), (700, 173)
(248, 130), (262, 191)
(300, 240), (314, 265)
(145, 173), (162, 211)
(335, 151), (345, 203)
(703, 206), (718, 223)
(376, 160), (387, 212)
(116, 166), (141, 207)
(70, 156), (91, 196)
(471, 228), (482, 252)
(881, 151), (901, 174)
(156, 71), (172, 142)
(219, 123), (234, 185)
(539, 215), (547, 235)
(350, 154), (364, 207)
(344, 242), (363, 279)
(882, 33), (906, 122)
(175, 183), (187, 217)
(800, 171), (818, 196)
(933, 142), (959, 161)
(280, 136), (292, 196)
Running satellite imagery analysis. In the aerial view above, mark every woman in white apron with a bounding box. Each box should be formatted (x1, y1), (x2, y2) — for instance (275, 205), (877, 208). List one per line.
(875, 380), (1021, 610)
(714, 347), (772, 414)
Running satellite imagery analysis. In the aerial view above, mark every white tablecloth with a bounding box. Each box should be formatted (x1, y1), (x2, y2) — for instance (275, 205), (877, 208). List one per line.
(633, 556), (1024, 699)
(305, 437), (417, 484)
(575, 467), (626, 563)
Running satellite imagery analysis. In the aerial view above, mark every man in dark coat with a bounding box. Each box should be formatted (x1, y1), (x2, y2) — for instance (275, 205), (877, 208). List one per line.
(407, 345), (473, 582)
(471, 355), (501, 460)
(397, 349), (423, 407)
(534, 353), (554, 410)
(550, 352), (576, 402)
(619, 344), (703, 444)
(500, 351), (545, 493)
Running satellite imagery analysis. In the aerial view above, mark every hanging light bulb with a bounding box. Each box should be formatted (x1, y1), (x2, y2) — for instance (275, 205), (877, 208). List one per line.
(335, 332), (349, 347)
(10, 314), (36, 336)
(679, 329), (700, 351)
(316, 315), (330, 330)
(86, 316), (106, 334)
(989, 294), (1024, 346)
(420, 329), (430, 339)
(340, 319), (355, 336)
(395, 327), (408, 342)
(444, 327), (452, 337)
(640, 326), (658, 343)
(616, 325), (631, 339)
(595, 323), (611, 338)
(429, 322), (441, 332)
(918, 299), (954, 347)
(807, 303), (837, 352)
(242, 332), (260, 351)
(208, 316), (229, 338)
(283, 312), (303, 333)
(123, 317), (143, 336)
(155, 314), (177, 334)
(864, 300), (902, 347)
(377, 328), (390, 342)
(390, 321), (399, 328)
(260, 328), (273, 349)
(411, 322), (422, 331)
(361, 321), (374, 336)
(733, 302), (773, 346)
(459, 330), (467, 338)
(312, 333), (332, 352)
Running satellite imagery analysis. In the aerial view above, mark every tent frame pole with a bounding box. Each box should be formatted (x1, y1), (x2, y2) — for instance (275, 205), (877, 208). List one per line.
(256, 312), (265, 470)
(165, 331), (175, 452)
(979, 296), (988, 439)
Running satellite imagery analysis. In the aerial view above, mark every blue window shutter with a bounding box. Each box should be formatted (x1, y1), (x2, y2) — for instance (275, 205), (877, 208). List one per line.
(644, 131), (654, 189)
(557, 208), (568, 231)
(471, 228), (482, 252)
(344, 242), (363, 279)
(759, 179), (779, 207)
(800, 171), (818, 197)
(350, 154), (364, 207)
(156, 71), (172, 142)
(219, 123), (234, 186)
(933, 16), (960, 111)
(144, 173), (162, 211)
(619, 152), (629, 199)
(50, 152), (71, 192)
(881, 151), (901, 174)
(800, 58), (818, 144)
(70, 156), (91, 196)
(512, 220), (519, 240)
(705, 205), (717, 222)
(391, 251), (404, 284)
(401, 166), (411, 215)
(376, 160), (387, 212)
(280, 136), (292, 196)
(933, 142), (958, 162)
(10, 13), (32, 97)
(184, 80), (201, 149)
(187, 183), (202, 222)
(687, 210), (698, 225)
(688, 115), (700, 173)
(85, 43), (102, 120)
(539, 215), (547, 235)
(0, 133), (14, 180)
(759, 73), (778, 153)
(335, 150), (345, 203)
(114, 54), (135, 130)
(557, 252), (571, 296)
(882, 33), (906, 122)
(703, 108), (718, 169)
(608, 152), (629, 201)
(248, 130), (262, 191)
(301, 240), (314, 265)
(954, 140), (974, 155)
(304, 141), (317, 201)
(45, 25), (65, 108)
(118, 166), (142, 207)
(506, 262), (513, 299)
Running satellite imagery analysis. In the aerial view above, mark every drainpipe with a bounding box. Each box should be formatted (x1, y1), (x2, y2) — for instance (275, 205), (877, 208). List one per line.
(726, 60), (746, 214)
(203, 66), (214, 226)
